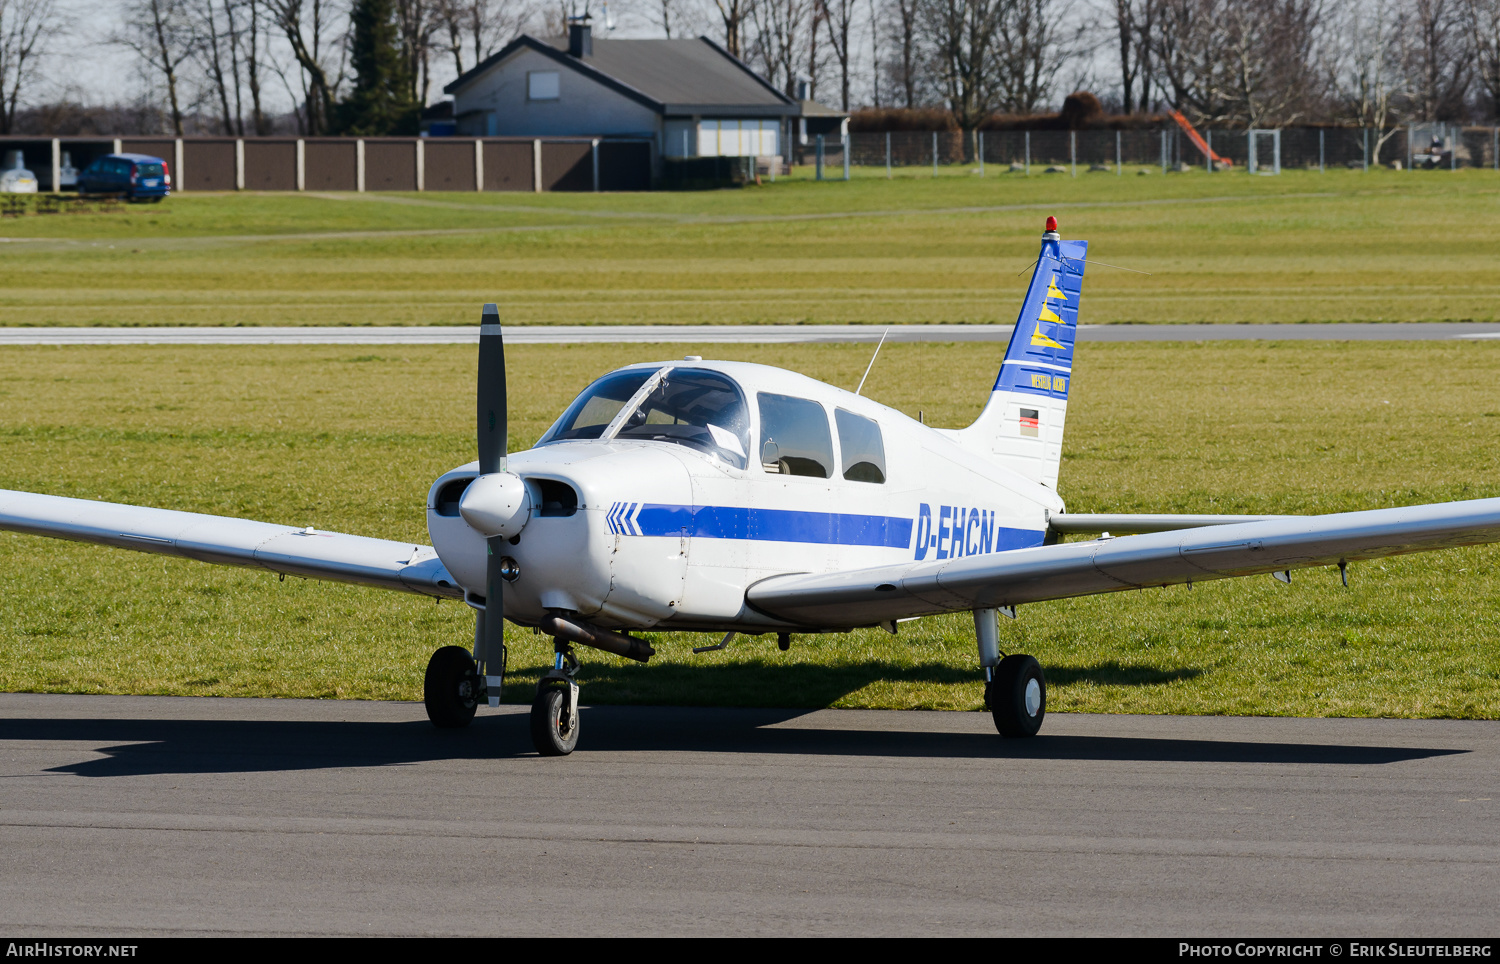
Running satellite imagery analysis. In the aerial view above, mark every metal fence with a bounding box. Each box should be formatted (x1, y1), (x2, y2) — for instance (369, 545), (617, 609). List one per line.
(801, 126), (1500, 174)
(0, 136), (654, 193)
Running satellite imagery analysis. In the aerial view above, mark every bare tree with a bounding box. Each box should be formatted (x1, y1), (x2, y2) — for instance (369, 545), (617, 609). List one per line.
(0, 0), (58, 134)
(1329, 0), (1406, 160)
(437, 0), (526, 76)
(923, 0), (1005, 129)
(241, 0), (269, 134)
(1404, 0), (1469, 120)
(712, 0), (755, 56)
(264, 0), (344, 134)
(992, 0), (1065, 114)
(117, 0), (196, 135)
(807, 0), (825, 96)
(192, 0), (242, 134)
(886, 0), (922, 106)
(820, 0), (858, 109)
(1467, 0), (1500, 119)
(395, 0), (437, 104)
(751, 0), (814, 94)
(1109, 0), (1149, 112)
(1153, 0), (1323, 127)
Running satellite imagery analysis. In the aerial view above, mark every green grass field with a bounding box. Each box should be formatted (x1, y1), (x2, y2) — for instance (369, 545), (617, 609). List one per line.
(1, 167), (1498, 327)
(3, 340), (1498, 718)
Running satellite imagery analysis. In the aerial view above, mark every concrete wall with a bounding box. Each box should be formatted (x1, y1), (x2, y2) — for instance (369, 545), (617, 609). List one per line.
(0, 135), (654, 193)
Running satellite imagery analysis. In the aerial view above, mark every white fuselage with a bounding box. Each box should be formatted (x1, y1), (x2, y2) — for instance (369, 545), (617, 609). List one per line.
(426, 360), (1064, 632)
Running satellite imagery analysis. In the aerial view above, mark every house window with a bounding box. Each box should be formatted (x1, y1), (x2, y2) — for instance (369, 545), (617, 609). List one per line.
(694, 119), (779, 157)
(528, 71), (560, 101)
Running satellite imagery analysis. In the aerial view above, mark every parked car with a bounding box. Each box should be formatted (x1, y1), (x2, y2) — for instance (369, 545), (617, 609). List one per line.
(1, 150), (38, 193)
(78, 153), (171, 201)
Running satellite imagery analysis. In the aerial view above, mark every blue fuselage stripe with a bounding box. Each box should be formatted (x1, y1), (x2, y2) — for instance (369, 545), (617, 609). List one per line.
(634, 504), (915, 549)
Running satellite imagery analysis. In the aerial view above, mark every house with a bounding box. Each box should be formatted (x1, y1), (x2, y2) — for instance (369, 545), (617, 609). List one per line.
(444, 19), (799, 161)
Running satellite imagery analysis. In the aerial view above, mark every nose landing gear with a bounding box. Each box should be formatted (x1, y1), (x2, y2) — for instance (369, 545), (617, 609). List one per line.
(531, 639), (581, 756)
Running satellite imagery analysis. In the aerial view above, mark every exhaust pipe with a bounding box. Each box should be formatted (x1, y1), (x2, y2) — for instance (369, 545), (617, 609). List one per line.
(540, 612), (656, 663)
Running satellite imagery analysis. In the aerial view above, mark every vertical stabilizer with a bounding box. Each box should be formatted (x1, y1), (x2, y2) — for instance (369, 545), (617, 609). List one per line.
(956, 219), (1086, 490)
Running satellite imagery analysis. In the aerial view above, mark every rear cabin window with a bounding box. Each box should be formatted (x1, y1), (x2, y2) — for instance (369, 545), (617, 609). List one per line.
(616, 369), (750, 469)
(835, 409), (886, 483)
(758, 393), (834, 478)
(538, 369), (656, 443)
(136, 163), (164, 177)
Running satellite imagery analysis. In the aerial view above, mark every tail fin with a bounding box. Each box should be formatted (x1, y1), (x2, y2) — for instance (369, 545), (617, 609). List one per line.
(955, 219), (1086, 490)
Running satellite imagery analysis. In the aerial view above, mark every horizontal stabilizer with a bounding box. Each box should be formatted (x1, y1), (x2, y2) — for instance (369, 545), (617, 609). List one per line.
(0, 489), (462, 599)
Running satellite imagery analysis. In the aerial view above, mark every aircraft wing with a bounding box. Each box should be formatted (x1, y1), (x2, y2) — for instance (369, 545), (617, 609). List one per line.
(746, 498), (1500, 628)
(0, 489), (463, 599)
(1048, 513), (1297, 534)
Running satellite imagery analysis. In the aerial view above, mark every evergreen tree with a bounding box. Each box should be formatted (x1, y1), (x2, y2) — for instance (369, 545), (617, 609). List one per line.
(339, 0), (418, 135)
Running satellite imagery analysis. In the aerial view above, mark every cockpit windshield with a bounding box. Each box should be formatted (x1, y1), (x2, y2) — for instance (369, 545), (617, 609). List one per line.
(538, 368), (657, 443)
(615, 369), (751, 469)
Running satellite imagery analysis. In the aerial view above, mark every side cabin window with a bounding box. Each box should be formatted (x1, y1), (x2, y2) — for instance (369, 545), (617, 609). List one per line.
(835, 409), (886, 483)
(615, 369), (750, 469)
(538, 369), (656, 443)
(758, 393), (834, 478)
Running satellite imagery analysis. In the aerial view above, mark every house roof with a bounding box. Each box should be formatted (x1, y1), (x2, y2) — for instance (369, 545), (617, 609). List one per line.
(444, 35), (797, 118)
(797, 99), (847, 118)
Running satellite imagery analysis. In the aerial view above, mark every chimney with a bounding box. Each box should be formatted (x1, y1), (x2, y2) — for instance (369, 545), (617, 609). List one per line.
(795, 79), (810, 102)
(568, 16), (592, 57)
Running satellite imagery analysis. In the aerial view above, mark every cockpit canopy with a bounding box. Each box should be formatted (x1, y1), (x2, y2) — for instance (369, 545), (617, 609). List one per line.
(538, 367), (752, 469)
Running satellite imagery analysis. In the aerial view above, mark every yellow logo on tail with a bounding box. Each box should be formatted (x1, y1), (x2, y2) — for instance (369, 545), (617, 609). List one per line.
(1031, 323), (1065, 349)
(1031, 272), (1068, 348)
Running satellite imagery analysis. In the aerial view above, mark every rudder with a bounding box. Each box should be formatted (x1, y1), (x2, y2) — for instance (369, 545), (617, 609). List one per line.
(955, 221), (1086, 490)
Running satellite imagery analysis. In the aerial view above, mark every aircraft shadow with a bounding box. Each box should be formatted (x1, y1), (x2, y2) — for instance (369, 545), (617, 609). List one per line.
(0, 708), (1464, 779)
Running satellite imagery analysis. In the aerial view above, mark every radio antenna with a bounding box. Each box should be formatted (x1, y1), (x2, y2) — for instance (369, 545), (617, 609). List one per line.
(855, 326), (891, 396)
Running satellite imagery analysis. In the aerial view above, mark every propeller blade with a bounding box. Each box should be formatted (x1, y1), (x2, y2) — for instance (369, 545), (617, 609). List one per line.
(477, 303), (506, 476)
(479, 535), (507, 689)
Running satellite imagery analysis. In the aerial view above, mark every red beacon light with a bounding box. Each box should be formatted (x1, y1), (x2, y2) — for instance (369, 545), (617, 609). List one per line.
(1042, 216), (1060, 240)
(1045, 216), (1058, 232)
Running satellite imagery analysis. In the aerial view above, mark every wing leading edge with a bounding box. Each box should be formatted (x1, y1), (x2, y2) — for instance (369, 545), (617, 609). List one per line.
(747, 498), (1500, 628)
(0, 489), (462, 599)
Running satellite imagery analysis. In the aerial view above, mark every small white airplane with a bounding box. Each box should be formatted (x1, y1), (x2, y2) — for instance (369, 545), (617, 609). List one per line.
(5, 217), (1500, 756)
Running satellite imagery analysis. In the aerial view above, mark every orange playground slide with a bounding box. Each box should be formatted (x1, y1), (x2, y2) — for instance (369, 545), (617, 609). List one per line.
(1170, 110), (1233, 167)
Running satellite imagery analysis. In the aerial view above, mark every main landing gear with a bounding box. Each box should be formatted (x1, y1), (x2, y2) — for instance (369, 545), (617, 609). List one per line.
(975, 608), (1046, 738)
(424, 645), (482, 728)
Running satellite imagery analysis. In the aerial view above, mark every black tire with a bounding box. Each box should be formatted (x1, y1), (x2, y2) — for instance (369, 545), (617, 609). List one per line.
(424, 645), (479, 729)
(530, 683), (580, 756)
(986, 654), (1046, 738)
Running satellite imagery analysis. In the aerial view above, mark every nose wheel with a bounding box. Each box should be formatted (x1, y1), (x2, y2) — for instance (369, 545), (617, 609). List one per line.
(531, 639), (581, 756)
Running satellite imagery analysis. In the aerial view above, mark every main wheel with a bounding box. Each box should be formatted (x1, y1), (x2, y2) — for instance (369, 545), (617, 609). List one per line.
(986, 654), (1046, 738)
(530, 683), (580, 756)
(424, 645), (480, 728)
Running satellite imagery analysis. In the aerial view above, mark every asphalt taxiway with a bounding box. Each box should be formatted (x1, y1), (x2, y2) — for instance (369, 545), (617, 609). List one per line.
(2, 323), (1500, 345)
(1, 694), (1495, 937)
